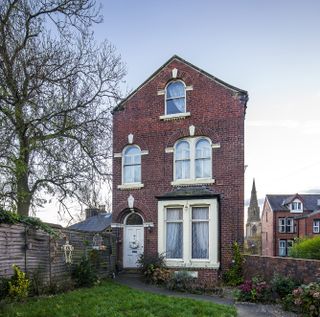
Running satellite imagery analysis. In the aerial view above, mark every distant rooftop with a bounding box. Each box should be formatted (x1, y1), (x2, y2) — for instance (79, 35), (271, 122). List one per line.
(266, 194), (320, 211)
(68, 213), (112, 232)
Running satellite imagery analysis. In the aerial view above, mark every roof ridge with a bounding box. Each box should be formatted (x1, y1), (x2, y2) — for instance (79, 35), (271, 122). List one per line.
(112, 55), (248, 113)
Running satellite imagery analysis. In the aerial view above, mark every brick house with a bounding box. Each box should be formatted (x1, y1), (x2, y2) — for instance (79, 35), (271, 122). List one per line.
(261, 193), (320, 257)
(111, 55), (248, 284)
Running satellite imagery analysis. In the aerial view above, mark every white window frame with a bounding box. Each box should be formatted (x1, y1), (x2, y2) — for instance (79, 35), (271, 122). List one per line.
(290, 199), (303, 213)
(286, 218), (294, 233)
(165, 80), (186, 116)
(279, 218), (286, 233)
(121, 145), (142, 185)
(158, 198), (219, 268)
(313, 219), (320, 233)
(172, 137), (214, 186)
(279, 240), (286, 256)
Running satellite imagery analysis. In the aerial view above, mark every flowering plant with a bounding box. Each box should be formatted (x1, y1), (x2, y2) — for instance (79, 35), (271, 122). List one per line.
(284, 282), (320, 316)
(234, 277), (270, 303)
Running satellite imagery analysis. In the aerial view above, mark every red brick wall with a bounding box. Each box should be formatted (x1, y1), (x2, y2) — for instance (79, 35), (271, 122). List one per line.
(261, 199), (274, 256)
(112, 58), (246, 273)
(244, 255), (320, 284)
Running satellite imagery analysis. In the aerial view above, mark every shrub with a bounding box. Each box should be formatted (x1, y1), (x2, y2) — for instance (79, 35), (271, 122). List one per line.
(0, 277), (10, 300)
(270, 274), (300, 300)
(223, 242), (244, 286)
(166, 271), (195, 292)
(137, 253), (170, 284)
(284, 282), (320, 316)
(8, 265), (30, 300)
(289, 236), (320, 260)
(234, 277), (270, 303)
(71, 256), (98, 287)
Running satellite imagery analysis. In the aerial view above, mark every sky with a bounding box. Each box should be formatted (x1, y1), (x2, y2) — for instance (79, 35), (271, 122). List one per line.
(37, 0), (320, 223)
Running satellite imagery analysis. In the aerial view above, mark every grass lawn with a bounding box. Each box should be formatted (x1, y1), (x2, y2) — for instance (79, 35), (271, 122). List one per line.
(0, 280), (236, 317)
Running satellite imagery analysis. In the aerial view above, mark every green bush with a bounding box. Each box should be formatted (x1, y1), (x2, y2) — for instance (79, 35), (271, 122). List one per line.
(289, 236), (320, 260)
(223, 242), (244, 286)
(0, 277), (10, 300)
(166, 271), (195, 292)
(71, 256), (98, 287)
(270, 274), (300, 300)
(0, 209), (57, 236)
(137, 253), (169, 284)
(8, 265), (30, 300)
(284, 282), (320, 316)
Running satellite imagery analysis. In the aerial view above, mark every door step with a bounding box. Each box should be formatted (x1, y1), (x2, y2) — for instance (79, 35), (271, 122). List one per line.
(122, 268), (141, 275)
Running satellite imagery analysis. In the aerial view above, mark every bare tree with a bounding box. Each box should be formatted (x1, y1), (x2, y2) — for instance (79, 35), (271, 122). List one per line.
(0, 0), (125, 216)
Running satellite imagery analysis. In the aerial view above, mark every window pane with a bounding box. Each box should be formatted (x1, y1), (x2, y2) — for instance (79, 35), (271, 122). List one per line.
(166, 223), (183, 258)
(195, 139), (211, 158)
(124, 166), (133, 183)
(192, 207), (209, 220)
(125, 146), (140, 156)
(126, 213), (143, 225)
(192, 207), (209, 259)
(167, 208), (183, 221)
(192, 222), (209, 259)
(176, 160), (190, 179)
(166, 82), (185, 99)
(134, 165), (141, 182)
(176, 141), (190, 160)
(195, 158), (211, 178)
(167, 98), (185, 114)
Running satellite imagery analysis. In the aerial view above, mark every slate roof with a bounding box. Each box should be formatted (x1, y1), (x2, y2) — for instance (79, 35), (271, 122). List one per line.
(68, 213), (112, 232)
(112, 55), (248, 113)
(266, 194), (320, 211)
(156, 186), (219, 200)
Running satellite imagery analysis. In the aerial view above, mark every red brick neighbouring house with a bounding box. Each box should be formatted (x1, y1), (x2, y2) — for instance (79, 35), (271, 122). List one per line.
(111, 55), (248, 284)
(261, 193), (320, 257)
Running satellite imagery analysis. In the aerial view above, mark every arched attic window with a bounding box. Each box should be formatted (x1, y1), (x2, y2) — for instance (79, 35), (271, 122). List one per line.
(123, 146), (141, 184)
(165, 81), (186, 115)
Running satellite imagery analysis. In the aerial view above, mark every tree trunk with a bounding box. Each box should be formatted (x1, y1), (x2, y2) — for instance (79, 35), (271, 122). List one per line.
(16, 174), (31, 217)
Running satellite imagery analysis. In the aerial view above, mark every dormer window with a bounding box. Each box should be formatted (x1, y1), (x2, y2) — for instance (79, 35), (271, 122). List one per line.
(165, 81), (186, 115)
(290, 199), (303, 213)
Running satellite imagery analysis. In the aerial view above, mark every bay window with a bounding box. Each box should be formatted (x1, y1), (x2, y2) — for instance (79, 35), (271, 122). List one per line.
(158, 198), (219, 268)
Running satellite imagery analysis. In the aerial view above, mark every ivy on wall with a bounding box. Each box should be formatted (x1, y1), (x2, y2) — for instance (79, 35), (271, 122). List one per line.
(0, 209), (57, 236)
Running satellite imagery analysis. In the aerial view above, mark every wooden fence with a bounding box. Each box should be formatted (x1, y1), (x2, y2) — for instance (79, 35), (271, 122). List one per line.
(0, 223), (116, 285)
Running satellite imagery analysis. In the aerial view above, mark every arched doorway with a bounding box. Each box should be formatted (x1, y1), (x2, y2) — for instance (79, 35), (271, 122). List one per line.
(123, 212), (144, 268)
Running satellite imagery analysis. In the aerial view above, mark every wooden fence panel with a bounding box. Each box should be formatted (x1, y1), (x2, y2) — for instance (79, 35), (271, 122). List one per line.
(0, 223), (116, 285)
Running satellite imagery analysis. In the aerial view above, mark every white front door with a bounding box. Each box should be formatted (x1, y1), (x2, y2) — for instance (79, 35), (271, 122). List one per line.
(124, 225), (144, 268)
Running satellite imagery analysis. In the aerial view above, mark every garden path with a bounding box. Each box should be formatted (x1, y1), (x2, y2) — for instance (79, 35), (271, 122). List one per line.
(115, 273), (297, 317)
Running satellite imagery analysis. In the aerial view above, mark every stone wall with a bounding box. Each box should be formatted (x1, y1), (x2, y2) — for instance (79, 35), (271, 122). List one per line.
(243, 255), (320, 284)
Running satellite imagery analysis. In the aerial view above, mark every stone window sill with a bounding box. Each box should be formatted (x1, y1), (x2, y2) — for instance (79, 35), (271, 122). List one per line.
(117, 183), (144, 190)
(171, 179), (215, 186)
(159, 112), (191, 121)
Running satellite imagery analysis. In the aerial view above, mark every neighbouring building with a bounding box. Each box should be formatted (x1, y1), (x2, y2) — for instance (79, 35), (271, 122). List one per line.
(261, 193), (320, 257)
(244, 179), (262, 254)
(69, 207), (112, 232)
(111, 55), (248, 285)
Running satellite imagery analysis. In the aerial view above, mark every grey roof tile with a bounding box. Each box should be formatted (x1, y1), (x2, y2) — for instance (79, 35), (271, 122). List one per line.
(266, 194), (320, 212)
(68, 213), (112, 232)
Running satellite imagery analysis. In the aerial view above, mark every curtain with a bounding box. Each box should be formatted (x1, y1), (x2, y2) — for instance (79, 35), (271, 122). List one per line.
(195, 139), (211, 178)
(166, 208), (183, 258)
(192, 207), (209, 259)
(175, 141), (190, 180)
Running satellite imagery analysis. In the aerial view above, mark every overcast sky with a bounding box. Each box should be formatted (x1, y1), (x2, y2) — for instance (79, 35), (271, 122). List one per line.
(37, 0), (320, 224)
